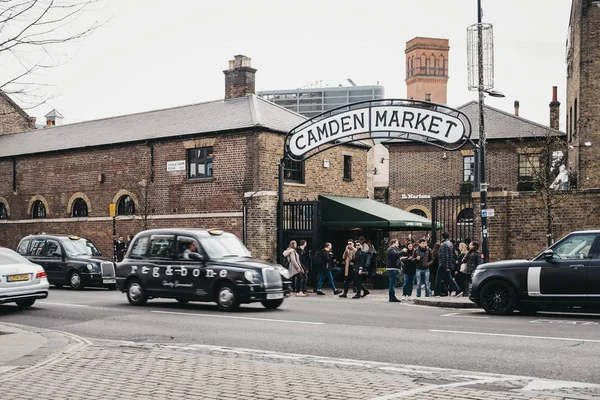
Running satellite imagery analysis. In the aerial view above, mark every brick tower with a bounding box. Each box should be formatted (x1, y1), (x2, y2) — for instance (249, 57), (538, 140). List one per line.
(405, 37), (450, 104)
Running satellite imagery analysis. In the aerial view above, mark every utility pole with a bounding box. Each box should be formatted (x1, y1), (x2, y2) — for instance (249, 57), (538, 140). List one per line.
(477, 0), (490, 263)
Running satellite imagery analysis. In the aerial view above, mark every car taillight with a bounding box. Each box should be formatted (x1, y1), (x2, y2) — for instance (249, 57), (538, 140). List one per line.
(36, 271), (47, 279)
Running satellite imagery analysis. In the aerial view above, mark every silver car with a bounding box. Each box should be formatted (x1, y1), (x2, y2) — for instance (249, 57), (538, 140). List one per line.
(0, 247), (49, 307)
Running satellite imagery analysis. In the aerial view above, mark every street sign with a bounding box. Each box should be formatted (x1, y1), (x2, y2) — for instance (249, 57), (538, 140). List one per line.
(481, 208), (495, 217)
(109, 203), (116, 217)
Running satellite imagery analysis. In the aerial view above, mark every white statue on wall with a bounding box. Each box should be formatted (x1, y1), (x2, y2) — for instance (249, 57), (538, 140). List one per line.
(550, 164), (569, 190)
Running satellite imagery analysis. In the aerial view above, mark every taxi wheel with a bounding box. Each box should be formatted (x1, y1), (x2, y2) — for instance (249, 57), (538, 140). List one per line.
(16, 299), (36, 308)
(69, 271), (84, 290)
(261, 299), (284, 310)
(216, 283), (239, 312)
(127, 279), (148, 306)
(479, 280), (516, 315)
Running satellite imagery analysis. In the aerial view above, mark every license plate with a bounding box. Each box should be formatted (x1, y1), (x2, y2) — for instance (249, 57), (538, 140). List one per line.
(266, 293), (283, 300)
(103, 279), (116, 284)
(8, 274), (29, 282)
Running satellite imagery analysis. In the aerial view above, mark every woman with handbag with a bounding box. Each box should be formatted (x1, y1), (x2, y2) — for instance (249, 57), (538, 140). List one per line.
(455, 242), (469, 295)
(460, 242), (481, 296)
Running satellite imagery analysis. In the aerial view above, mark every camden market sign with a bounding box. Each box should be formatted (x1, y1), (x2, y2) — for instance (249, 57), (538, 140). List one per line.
(284, 99), (471, 161)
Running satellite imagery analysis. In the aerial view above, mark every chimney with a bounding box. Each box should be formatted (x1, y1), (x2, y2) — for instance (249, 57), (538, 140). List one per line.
(549, 86), (560, 131)
(514, 100), (520, 116)
(223, 55), (257, 100)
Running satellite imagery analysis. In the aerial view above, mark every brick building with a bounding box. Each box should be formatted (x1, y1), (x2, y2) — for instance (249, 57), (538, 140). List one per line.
(566, 0), (600, 189)
(0, 55), (370, 261)
(0, 91), (36, 135)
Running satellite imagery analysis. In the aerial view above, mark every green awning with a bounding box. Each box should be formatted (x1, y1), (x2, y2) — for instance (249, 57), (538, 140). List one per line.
(320, 195), (436, 230)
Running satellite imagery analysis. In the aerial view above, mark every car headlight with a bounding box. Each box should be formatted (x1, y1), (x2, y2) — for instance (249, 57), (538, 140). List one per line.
(276, 265), (290, 279)
(244, 270), (259, 283)
(86, 263), (94, 272)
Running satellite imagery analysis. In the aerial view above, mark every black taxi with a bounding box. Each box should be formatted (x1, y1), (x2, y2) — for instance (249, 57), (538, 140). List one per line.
(16, 234), (117, 290)
(115, 228), (291, 311)
(470, 230), (600, 315)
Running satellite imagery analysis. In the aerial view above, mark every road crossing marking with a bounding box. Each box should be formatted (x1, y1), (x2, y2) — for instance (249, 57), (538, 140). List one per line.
(151, 310), (325, 325)
(430, 329), (600, 343)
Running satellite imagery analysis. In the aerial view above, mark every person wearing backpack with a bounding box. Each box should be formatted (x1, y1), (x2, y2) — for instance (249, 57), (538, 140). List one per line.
(314, 242), (342, 296)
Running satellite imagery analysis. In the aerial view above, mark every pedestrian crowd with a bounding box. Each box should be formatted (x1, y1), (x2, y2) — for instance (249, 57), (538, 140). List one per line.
(282, 232), (481, 303)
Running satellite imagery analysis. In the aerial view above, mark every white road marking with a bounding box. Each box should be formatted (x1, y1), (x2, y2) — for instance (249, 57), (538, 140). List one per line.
(440, 312), (489, 319)
(369, 376), (517, 400)
(430, 329), (600, 343)
(151, 310), (325, 325)
(530, 319), (598, 326)
(38, 302), (90, 308)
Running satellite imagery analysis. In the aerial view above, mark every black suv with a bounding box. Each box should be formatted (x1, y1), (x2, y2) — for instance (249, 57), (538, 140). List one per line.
(115, 228), (291, 311)
(470, 230), (600, 315)
(16, 234), (117, 290)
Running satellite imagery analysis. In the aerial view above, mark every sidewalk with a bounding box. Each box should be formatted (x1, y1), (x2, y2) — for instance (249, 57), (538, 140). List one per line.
(1, 323), (598, 400)
(303, 287), (479, 308)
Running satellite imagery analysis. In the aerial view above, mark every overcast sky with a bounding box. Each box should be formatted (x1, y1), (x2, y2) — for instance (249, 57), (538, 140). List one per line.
(18, 0), (572, 130)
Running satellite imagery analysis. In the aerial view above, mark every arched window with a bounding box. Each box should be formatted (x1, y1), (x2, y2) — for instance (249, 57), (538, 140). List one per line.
(71, 198), (88, 217)
(0, 202), (7, 219)
(117, 195), (135, 216)
(457, 208), (474, 224)
(31, 200), (46, 219)
(410, 209), (427, 218)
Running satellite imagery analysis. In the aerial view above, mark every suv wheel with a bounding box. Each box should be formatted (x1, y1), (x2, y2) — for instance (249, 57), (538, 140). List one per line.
(69, 271), (84, 290)
(126, 279), (148, 306)
(479, 280), (516, 315)
(16, 299), (36, 308)
(216, 283), (239, 312)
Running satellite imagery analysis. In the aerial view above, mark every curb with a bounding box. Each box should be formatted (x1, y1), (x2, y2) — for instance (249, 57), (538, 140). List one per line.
(0, 323), (90, 381)
(411, 298), (480, 308)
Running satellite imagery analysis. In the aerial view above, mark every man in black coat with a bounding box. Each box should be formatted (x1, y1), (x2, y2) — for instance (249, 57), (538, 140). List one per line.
(314, 242), (342, 295)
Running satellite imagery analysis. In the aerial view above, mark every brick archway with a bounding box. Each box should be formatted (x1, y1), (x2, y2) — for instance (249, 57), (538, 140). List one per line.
(27, 195), (50, 217)
(67, 192), (92, 217)
(0, 196), (10, 217)
(405, 205), (431, 219)
(112, 189), (138, 207)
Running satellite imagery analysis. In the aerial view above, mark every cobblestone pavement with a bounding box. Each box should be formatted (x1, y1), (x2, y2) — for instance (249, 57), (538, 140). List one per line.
(1, 326), (599, 400)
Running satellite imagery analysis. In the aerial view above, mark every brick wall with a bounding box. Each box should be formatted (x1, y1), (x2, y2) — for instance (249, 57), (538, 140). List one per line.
(472, 190), (600, 261)
(0, 93), (35, 134)
(256, 132), (369, 200)
(567, 0), (600, 188)
(244, 192), (277, 262)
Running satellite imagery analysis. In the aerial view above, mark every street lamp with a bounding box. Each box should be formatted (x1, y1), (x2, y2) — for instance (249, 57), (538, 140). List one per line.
(467, 0), (502, 264)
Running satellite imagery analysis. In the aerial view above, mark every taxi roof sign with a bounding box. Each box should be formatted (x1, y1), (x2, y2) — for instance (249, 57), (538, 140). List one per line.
(68, 235), (81, 240)
(208, 229), (224, 236)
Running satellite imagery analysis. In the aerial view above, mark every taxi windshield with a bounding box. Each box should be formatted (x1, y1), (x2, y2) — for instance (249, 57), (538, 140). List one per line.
(200, 234), (251, 259)
(62, 238), (102, 257)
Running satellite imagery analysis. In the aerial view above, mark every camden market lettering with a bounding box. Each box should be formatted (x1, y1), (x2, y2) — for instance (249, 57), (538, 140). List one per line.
(289, 106), (466, 158)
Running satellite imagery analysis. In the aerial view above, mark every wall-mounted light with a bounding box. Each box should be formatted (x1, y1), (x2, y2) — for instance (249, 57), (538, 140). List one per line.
(373, 168), (379, 175)
(380, 157), (389, 164)
(97, 173), (105, 183)
(442, 152), (448, 160)
(323, 159), (331, 168)
(584, 142), (592, 147)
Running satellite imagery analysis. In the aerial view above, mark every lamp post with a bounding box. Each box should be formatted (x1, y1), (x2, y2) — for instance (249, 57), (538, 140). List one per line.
(468, 0), (504, 264)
